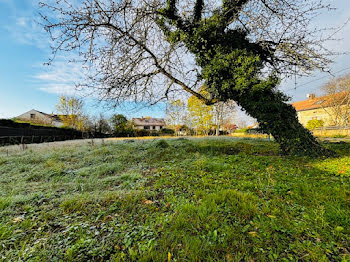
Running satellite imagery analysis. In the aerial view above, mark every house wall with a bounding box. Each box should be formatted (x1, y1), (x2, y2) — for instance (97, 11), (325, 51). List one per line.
(16, 110), (52, 125)
(16, 110), (64, 127)
(297, 105), (349, 127)
(134, 125), (164, 130)
(297, 108), (333, 127)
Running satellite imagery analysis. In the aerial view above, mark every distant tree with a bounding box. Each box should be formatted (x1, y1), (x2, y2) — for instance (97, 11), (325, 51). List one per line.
(321, 74), (350, 126)
(96, 114), (112, 134)
(80, 115), (96, 132)
(110, 114), (128, 134)
(188, 92), (213, 135)
(236, 119), (248, 129)
(212, 101), (236, 136)
(56, 96), (86, 130)
(166, 100), (187, 134)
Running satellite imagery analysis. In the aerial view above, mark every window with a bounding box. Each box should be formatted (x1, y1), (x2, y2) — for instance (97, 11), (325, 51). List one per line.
(30, 114), (36, 119)
(144, 126), (150, 130)
(153, 126), (156, 129)
(160, 126), (163, 129)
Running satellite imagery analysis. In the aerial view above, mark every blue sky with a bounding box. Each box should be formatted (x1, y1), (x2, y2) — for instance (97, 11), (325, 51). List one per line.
(0, 0), (350, 121)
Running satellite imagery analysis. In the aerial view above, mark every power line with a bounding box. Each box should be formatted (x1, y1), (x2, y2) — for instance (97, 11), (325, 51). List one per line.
(284, 66), (350, 92)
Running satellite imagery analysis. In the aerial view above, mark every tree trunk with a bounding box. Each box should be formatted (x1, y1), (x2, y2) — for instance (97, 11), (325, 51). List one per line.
(230, 88), (334, 156)
(216, 110), (220, 136)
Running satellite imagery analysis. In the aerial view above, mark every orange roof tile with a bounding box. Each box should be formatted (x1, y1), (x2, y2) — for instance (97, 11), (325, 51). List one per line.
(292, 91), (350, 112)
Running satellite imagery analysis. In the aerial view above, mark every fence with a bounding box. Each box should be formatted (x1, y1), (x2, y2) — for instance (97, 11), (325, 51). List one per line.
(0, 120), (107, 146)
(312, 126), (350, 137)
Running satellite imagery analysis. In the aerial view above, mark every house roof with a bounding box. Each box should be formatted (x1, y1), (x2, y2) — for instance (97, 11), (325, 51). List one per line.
(132, 118), (166, 126)
(18, 109), (66, 122)
(292, 92), (350, 112)
(35, 111), (61, 122)
(34, 110), (65, 122)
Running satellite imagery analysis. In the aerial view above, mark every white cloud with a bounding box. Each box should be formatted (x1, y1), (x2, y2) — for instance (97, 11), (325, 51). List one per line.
(0, 0), (49, 50)
(16, 17), (27, 27)
(38, 84), (78, 95)
(33, 55), (90, 96)
(6, 17), (49, 49)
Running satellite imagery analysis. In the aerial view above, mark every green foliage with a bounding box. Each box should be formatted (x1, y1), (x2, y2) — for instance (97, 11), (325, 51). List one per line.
(111, 114), (128, 134)
(159, 128), (175, 135)
(56, 96), (86, 131)
(188, 90), (213, 135)
(157, 0), (333, 156)
(235, 128), (249, 134)
(333, 134), (347, 138)
(154, 139), (170, 148)
(307, 119), (325, 130)
(0, 138), (349, 260)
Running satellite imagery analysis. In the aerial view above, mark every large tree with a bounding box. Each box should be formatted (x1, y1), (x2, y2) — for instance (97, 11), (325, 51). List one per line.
(41, 0), (337, 155)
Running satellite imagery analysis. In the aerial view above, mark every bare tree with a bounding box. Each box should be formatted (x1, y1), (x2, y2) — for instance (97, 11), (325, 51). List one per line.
(165, 99), (187, 128)
(40, 0), (338, 155)
(321, 74), (350, 126)
(213, 100), (236, 136)
(97, 113), (112, 134)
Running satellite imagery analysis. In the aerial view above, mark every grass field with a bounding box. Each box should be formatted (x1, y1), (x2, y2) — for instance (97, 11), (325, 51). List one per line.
(0, 138), (349, 261)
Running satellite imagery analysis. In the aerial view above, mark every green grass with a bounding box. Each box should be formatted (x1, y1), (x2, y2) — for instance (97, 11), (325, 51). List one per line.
(0, 138), (349, 261)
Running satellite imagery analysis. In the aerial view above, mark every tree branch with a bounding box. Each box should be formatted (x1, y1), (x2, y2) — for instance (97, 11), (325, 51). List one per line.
(91, 21), (214, 105)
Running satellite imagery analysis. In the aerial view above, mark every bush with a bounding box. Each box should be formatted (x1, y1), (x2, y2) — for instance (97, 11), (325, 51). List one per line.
(234, 128), (249, 134)
(155, 139), (170, 148)
(134, 129), (150, 137)
(160, 128), (175, 135)
(306, 119), (324, 130)
(113, 128), (134, 137)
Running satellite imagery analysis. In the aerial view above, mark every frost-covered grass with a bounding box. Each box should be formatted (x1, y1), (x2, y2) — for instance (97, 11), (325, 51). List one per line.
(0, 138), (349, 261)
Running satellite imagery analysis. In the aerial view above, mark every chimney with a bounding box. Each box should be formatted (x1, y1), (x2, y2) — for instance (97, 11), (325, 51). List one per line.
(306, 93), (316, 100)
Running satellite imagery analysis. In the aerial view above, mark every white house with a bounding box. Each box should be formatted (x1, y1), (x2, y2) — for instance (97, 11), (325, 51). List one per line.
(15, 109), (64, 127)
(132, 117), (166, 131)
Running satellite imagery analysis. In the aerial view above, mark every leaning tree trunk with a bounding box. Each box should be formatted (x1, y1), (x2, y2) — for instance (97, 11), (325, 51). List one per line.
(231, 88), (334, 156)
(158, 0), (335, 156)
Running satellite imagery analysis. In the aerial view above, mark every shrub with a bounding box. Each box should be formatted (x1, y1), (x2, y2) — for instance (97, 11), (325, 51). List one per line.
(155, 139), (170, 148)
(134, 129), (150, 137)
(113, 128), (134, 137)
(160, 128), (175, 135)
(306, 119), (324, 130)
(234, 128), (249, 134)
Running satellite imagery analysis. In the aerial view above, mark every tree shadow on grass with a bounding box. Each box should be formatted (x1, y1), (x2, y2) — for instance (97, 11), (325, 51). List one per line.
(140, 138), (350, 261)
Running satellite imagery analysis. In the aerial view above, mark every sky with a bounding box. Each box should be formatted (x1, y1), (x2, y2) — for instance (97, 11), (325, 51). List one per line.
(0, 0), (350, 122)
